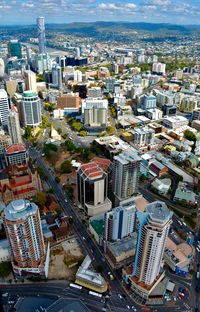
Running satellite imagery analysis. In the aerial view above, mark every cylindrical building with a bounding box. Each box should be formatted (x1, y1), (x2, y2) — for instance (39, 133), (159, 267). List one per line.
(21, 91), (42, 127)
(3, 199), (47, 276)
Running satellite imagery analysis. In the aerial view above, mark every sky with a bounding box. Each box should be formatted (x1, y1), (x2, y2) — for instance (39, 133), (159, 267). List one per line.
(1, 0), (200, 25)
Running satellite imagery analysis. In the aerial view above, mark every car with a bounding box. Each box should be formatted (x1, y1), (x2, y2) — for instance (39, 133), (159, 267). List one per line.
(118, 294), (122, 299)
(131, 306), (137, 311)
(65, 199), (68, 203)
(126, 305), (130, 310)
(178, 287), (185, 293)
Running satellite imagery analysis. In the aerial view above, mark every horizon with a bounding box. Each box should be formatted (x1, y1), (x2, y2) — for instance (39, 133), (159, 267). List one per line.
(0, 0), (200, 25)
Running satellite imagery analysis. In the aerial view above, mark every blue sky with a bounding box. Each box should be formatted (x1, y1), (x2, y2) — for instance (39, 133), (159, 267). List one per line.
(0, 0), (200, 25)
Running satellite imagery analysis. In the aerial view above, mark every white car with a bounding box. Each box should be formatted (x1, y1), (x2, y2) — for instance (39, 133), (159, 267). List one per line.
(118, 294), (122, 299)
(126, 305), (130, 310)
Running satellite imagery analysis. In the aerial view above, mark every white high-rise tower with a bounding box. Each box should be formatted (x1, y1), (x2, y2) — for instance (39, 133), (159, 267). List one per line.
(37, 17), (46, 54)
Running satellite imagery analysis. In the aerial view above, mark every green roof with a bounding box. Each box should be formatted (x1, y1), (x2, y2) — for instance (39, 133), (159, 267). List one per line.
(23, 91), (37, 97)
(90, 219), (104, 236)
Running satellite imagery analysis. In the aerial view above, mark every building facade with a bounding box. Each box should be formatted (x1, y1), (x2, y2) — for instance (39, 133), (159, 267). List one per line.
(112, 149), (141, 203)
(37, 17), (46, 54)
(8, 109), (22, 144)
(104, 199), (136, 241)
(0, 89), (9, 126)
(21, 91), (42, 127)
(3, 199), (49, 277)
(4, 144), (28, 166)
(77, 159), (112, 216)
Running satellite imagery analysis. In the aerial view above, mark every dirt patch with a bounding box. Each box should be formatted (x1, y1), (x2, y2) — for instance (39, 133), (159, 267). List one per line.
(48, 239), (84, 280)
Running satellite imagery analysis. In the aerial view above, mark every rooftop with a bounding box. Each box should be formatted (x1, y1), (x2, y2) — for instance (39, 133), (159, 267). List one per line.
(4, 199), (38, 222)
(5, 144), (26, 155)
(146, 201), (173, 223)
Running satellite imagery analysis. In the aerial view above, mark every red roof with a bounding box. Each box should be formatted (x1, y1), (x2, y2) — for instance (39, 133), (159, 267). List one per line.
(92, 157), (111, 171)
(80, 162), (104, 179)
(9, 175), (32, 188)
(5, 144), (26, 155)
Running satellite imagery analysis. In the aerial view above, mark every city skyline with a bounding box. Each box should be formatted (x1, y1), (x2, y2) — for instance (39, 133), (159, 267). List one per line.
(0, 0), (200, 25)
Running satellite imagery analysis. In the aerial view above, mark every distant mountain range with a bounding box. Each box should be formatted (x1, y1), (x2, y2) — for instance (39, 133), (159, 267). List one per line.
(1, 21), (200, 41)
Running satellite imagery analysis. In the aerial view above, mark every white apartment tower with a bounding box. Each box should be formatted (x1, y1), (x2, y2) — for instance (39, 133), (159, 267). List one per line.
(104, 199), (136, 241)
(3, 199), (49, 277)
(7, 108), (22, 144)
(0, 89), (9, 126)
(133, 201), (173, 286)
(112, 148), (141, 203)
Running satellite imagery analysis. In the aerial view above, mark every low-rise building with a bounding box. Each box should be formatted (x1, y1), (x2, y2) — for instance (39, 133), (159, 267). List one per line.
(164, 238), (195, 275)
(162, 116), (188, 130)
(75, 255), (107, 293)
(173, 182), (197, 205)
(151, 178), (171, 195)
(4, 144), (28, 167)
(106, 234), (137, 269)
(149, 160), (168, 177)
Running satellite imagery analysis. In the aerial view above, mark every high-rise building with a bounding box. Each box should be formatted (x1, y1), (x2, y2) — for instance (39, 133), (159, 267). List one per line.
(8, 40), (22, 59)
(112, 149), (141, 204)
(82, 98), (108, 128)
(0, 89), (10, 127)
(104, 199), (136, 242)
(35, 53), (52, 74)
(0, 58), (5, 77)
(52, 64), (62, 89)
(37, 17), (46, 54)
(21, 91), (42, 127)
(24, 70), (37, 93)
(123, 201), (173, 301)
(7, 107), (22, 144)
(77, 159), (112, 216)
(3, 199), (49, 277)
(133, 201), (172, 285)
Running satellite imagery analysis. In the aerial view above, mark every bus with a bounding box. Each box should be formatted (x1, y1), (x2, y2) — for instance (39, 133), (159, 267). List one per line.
(89, 291), (102, 298)
(69, 283), (82, 290)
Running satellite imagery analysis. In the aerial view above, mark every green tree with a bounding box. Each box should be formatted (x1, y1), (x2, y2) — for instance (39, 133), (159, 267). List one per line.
(41, 115), (51, 128)
(60, 160), (72, 174)
(64, 140), (77, 152)
(55, 176), (61, 183)
(57, 128), (62, 135)
(68, 216), (74, 225)
(184, 129), (196, 142)
(24, 126), (32, 139)
(0, 262), (12, 278)
(79, 130), (87, 136)
(44, 143), (58, 157)
(35, 192), (47, 207)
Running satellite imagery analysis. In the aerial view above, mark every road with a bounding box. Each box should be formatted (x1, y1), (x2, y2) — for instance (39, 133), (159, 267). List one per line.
(27, 143), (138, 311)
(25, 143), (194, 312)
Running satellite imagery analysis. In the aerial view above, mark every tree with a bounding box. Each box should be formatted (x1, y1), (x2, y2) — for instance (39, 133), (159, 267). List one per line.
(184, 129), (196, 142)
(24, 126), (32, 140)
(35, 192), (47, 207)
(41, 115), (51, 128)
(60, 160), (72, 174)
(37, 167), (47, 180)
(68, 216), (74, 225)
(64, 140), (77, 152)
(0, 262), (12, 278)
(44, 143), (58, 157)
(79, 130), (87, 136)
(55, 176), (60, 183)
(57, 128), (62, 135)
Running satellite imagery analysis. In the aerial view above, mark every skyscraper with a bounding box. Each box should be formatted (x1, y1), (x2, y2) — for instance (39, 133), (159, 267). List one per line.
(112, 149), (141, 204)
(24, 70), (37, 93)
(52, 63), (62, 89)
(0, 58), (5, 77)
(8, 40), (22, 59)
(0, 89), (10, 127)
(104, 199), (136, 242)
(133, 201), (172, 285)
(37, 17), (46, 54)
(7, 107), (22, 144)
(21, 91), (42, 127)
(3, 199), (49, 277)
(77, 159), (112, 216)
